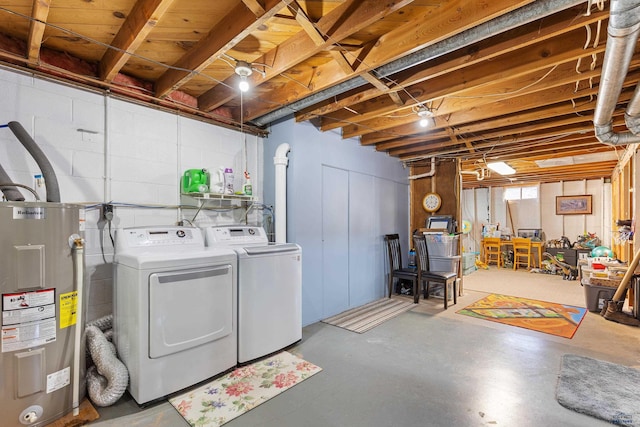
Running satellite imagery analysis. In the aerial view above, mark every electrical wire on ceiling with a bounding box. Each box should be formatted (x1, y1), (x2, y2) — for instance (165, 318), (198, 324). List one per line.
(446, 65), (559, 99)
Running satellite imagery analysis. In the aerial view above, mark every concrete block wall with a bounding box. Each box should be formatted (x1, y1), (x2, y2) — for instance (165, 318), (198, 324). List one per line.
(1, 67), (261, 322)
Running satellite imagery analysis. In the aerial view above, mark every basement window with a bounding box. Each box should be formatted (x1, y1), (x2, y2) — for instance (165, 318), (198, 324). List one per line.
(504, 186), (538, 200)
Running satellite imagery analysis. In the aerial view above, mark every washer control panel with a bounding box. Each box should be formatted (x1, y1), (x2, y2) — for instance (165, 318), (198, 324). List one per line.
(205, 226), (268, 246)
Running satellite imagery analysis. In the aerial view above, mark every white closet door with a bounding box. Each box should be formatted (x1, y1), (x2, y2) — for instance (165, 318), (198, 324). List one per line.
(322, 165), (349, 316)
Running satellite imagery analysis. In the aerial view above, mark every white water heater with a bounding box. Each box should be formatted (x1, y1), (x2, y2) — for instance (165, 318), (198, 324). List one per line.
(0, 202), (85, 426)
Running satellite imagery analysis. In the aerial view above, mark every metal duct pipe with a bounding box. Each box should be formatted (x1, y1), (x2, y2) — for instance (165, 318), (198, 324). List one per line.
(0, 163), (25, 201)
(593, 0), (640, 145)
(7, 121), (61, 202)
(252, 0), (585, 127)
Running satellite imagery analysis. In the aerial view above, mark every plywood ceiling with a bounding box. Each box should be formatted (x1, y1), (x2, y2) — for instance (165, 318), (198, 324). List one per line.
(0, 0), (636, 188)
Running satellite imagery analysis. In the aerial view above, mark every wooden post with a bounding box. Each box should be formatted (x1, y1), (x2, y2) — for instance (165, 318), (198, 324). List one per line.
(613, 249), (640, 301)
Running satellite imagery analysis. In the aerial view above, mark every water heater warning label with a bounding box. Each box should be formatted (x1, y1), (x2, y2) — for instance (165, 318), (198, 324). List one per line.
(47, 367), (70, 394)
(2, 289), (56, 353)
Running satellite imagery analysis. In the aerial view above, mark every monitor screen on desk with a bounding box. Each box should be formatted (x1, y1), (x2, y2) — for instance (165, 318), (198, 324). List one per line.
(517, 229), (543, 240)
(429, 219), (450, 230)
(426, 215), (454, 233)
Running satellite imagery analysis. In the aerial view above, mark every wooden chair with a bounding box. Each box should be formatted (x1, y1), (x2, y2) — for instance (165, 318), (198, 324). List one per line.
(483, 237), (502, 267)
(384, 234), (418, 302)
(512, 237), (533, 270)
(413, 234), (458, 309)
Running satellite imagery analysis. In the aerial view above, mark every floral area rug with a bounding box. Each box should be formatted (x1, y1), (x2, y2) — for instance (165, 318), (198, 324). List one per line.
(457, 293), (587, 338)
(169, 351), (322, 426)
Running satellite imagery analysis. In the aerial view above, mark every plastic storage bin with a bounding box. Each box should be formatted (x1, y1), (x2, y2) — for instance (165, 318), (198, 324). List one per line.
(430, 255), (460, 273)
(425, 234), (459, 256)
(583, 283), (616, 312)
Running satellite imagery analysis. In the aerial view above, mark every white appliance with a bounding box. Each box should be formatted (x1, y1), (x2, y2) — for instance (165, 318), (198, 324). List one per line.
(113, 226), (237, 405)
(204, 226), (302, 363)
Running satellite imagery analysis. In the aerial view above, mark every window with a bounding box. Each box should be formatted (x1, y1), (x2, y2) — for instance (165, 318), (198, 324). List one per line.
(504, 186), (538, 200)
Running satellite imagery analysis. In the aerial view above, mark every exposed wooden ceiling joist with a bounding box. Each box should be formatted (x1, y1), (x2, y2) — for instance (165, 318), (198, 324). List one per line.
(0, 0), (629, 188)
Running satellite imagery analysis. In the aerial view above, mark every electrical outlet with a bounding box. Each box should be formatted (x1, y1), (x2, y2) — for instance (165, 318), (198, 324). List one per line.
(102, 203), (114, 221)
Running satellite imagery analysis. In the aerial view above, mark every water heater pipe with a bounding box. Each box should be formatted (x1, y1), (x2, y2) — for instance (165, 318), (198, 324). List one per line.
(71, 237), (84, 416)
(0, 162), (25, 200)
(7, 121), (61, 202)
(274, 143), (290, 243)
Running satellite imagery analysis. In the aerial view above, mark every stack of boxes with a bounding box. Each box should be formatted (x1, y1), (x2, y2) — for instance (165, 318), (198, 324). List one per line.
(579, 257), (620, 312)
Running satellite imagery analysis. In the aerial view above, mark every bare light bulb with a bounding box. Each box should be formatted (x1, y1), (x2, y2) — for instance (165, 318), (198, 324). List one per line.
(238, 76), (250, 92)
(417, 106), (432, 128)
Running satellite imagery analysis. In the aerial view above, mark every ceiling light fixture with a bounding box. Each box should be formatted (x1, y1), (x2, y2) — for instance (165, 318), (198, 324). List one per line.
(231, 59), (267, 93)
(487, 161), (516, 175)
(235, 60), (253, 92)
(417, 105), (433, 128)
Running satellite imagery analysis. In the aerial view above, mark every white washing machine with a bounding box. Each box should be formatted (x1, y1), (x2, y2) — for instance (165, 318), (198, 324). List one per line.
(204, 226), (302, 364)
(113, 226), (237, 405)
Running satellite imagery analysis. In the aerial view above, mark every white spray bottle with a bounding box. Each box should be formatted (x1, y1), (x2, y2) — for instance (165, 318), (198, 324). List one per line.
(242, 171), (252, 196)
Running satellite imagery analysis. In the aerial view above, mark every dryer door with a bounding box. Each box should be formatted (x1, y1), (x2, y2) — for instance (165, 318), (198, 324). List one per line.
(148, 264), (233, 358)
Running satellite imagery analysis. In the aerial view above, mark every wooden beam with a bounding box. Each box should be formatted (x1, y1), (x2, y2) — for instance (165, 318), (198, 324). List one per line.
(27, 0), (51, 64)
(391, 119), (627, 158)
(198, 0), (413, 112)
(348, 62), (640, 141)
(295, 8), (608, 122)
(99, 0), (177, 82)
(329, 51), (356, 74)
(291, 1), (325, 45)
(242, 0), (267, 16)
(241, 0), (535, 120)
(155, 0), (292, 98)
(328, 29), (606, 133)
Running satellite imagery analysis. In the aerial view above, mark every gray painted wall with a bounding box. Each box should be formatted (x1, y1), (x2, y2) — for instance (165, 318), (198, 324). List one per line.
(262, 119), (409, 326)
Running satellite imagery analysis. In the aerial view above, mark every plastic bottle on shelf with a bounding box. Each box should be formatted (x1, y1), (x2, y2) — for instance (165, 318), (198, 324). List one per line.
(223, 168), (234, 194)
(242, 171), (252, 196)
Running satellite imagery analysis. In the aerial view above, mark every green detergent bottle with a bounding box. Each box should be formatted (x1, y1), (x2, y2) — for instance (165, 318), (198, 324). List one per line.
(182, 168), (210, 193)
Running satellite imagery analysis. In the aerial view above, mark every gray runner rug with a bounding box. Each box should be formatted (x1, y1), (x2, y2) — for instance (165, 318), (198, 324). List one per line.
(556, 354), (640, 426)
(321, 298), (415, 333)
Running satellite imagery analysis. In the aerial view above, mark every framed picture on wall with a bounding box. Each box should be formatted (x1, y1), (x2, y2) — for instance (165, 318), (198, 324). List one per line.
(556, 195), (592, 215)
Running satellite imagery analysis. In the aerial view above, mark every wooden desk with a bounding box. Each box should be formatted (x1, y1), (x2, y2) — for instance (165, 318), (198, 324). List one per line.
(482, 239), (545, 268)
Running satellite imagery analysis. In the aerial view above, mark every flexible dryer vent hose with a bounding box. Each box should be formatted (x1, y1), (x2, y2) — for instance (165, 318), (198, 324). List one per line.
(85, 325), (129, 407)
(7, 121), (61, 202)
(0, 165), (25, 201)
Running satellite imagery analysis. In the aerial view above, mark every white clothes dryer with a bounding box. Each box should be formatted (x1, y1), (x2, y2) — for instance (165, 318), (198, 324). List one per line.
(113, 226), (237, 405)
(204, 226), (302, 364)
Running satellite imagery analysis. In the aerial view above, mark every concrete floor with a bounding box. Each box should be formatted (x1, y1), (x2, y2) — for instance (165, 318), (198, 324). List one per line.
(90, 268), (640, 426)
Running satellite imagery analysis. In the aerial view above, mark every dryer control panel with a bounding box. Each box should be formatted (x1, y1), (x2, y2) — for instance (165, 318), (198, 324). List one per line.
(116, 226), (203, 252)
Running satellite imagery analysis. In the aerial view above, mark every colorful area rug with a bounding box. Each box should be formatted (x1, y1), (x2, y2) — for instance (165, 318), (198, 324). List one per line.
(321, 298), (415, 333)
(457, 293), (587, 338)
(169, 351), (321, 427)
(556, 354), (640, 426)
